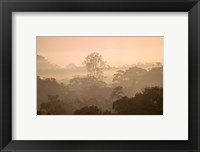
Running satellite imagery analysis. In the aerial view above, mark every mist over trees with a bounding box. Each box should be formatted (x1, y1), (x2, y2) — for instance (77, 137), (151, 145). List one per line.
(83, 52), (106, 80)
(37, 52), (163, 115)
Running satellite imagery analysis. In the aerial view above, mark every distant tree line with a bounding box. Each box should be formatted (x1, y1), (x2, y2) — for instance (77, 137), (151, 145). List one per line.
(37, 52), (163, 115)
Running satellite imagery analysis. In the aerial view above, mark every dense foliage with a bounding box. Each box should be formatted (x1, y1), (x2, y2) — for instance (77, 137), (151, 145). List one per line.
(37, 53), (163, 115)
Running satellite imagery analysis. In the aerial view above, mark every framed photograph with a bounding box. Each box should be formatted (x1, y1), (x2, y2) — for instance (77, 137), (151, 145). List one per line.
(0, 0), (199, 151)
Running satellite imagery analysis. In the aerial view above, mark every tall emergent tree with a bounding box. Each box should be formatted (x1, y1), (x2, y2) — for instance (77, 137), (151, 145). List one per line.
(83, 52), (106, 80)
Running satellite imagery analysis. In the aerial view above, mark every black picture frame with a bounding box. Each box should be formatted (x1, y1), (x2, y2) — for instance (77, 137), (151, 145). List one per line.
(0, 0), (199, 151)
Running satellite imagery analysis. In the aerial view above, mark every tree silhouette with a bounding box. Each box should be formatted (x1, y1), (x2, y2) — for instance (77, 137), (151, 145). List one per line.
(112, 66), (163, 96)
(37, 76), (68, 109)
(113, 70), (125, 83)
(74, 105), (113, 115)
(111, 86), (124, 101)
(83, 52), (106, 80)
(69, 76), (106, 90)
(112, 87), (163, 115)
(39, 95), (73, 115)
(74, 105), (102, 115)
(37, 54), (163, 115)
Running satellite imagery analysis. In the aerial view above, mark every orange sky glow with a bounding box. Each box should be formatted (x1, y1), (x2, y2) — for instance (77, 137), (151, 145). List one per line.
(37, 37), (163, 67)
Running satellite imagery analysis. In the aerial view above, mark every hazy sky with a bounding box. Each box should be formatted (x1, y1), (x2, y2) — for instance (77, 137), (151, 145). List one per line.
(37, 37), (163, 67)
